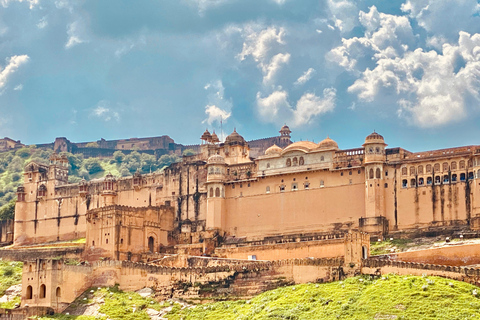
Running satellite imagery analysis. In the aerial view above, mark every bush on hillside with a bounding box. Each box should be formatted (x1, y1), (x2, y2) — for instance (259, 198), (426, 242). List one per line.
(0, 199), (16, 221)
(83, 158), (104, 175)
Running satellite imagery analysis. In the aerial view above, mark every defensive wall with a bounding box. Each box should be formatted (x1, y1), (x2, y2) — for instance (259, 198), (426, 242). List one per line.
(379, 242), (480, 266)
(0, 220), (13, 245)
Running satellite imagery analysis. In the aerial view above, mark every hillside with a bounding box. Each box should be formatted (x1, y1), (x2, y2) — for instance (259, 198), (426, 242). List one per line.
(0, 147), (184, 220)
(33, 275), (480, 320)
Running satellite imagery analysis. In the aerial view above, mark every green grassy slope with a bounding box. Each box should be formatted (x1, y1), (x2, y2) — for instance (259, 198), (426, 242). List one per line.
(0, 260), (23, 308)
(167, 275), (480, 320)
(36, 275), (480, 320)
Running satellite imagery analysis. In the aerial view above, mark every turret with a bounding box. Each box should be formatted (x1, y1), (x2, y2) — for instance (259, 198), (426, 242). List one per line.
(223, 129), (250, 164)
(47, 153), (69, 185)
(206, 154), (226, 230)
(279, 124), (292, 147)
(101, 173), (117, 206)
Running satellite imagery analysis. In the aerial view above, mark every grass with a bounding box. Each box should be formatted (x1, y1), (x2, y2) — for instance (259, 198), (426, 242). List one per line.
(0, 260), (23, 309)
(37, 285), (179, 320)
(0, 260), (22, 297)
(370, 239), (413, 255)
(165, 275), (480, 320)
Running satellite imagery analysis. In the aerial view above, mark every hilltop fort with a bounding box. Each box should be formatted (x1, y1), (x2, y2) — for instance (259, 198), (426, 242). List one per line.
(1, 126), (480, 316)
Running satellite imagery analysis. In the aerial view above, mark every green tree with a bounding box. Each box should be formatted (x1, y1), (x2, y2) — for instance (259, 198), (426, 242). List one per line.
(157, 154), (180, 169)
(182, 149), (196, 157)
(15, 148), (31, 159)
(85, 142), (99, 148)
(60, 152), (82, 173)
(113, 151), (125, 163)
(83, 158), (104, 174)
(0, 200), (16, 221)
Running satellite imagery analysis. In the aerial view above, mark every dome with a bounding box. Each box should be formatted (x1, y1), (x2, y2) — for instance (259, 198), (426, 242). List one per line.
(282, 141), (318, 153)
(201, 129), (212, 141)
(207, 154), (225, 165)
(265, 144), (282, 155)
(318, 137), (339, 150)
(364, 131), (385, 144)
(225, 129), (246, 145)
(211, 131), (220, 143)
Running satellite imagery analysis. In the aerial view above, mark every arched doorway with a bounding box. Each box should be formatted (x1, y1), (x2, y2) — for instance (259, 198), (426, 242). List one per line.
(26, 286), (32, 299)
(39, 284), (46, 299)
(362, 246), (368, 259)
(148, 236), (155, 253)
(56, 287), (61, 298)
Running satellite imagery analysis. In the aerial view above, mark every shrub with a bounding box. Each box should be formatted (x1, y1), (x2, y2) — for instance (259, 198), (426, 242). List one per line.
(83, 158), (104, 175)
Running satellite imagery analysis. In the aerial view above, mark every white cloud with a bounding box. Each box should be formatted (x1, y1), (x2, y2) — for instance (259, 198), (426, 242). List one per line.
(37, 16), (48, 29)
(293, 89), (336, 126)
(256, 88), (336, 127)
(187, 0), (227, 14)
(65, 21), (87, 49)
(294, 68), (315, 86)
(402, 0), (480, 42)
(13, 84), (23, 91)
(327, 0), (358, 33)
(202, 80), (232, 126)
(238, 26), (286, 63)
(0, 55), (29, 90)
(0, 0), (39, 9)
(345, 31), (480, 127)
(91, 101), (120, 122)
(262, 53), (290, 86)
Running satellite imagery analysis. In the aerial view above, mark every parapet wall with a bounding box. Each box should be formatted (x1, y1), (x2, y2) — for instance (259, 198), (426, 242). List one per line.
(379, 243), (480, 266)
(363, 258), (480, 286)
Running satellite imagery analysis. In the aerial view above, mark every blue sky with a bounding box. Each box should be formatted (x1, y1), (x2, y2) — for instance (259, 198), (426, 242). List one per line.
(1, 0), (480, 152)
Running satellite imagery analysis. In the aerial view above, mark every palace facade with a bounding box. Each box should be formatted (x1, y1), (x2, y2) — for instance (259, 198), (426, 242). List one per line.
(13, 126), (480, 250)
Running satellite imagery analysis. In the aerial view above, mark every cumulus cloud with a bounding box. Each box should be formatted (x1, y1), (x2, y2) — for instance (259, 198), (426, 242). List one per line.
(256, 88), (336, 127)
(327, 0), (359, 33)
(202, 80), (232, 126)
(402, 0), (480, 43)
(334, 13), (480, 128)
(294, 68), (315, 86)
(65, 21), (87, 49)
(91, 100), (120, 122)
(0, 55), (29, 90)
(0, 0), (39, 9)
(262, 53), (290, 86)
(238, 26), (286, 63)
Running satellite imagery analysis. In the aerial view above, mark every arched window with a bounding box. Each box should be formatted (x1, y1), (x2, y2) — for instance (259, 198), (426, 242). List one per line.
(293, 157), (298, 166)
(443, 162), (449, 172)
(56, 287), (61, 298)
(286, 158), (291, 167)
(320, 180), (324, 187)
(451, 161), (457, 170)
(434, 163), (440, 172)
(468, 160), (473, 168)
(477, 169), (480, 179)
(266, 163), (270, 169)
(38, 184), (47, 197)
(452, 174), (457, 182)
(369, 169), (374, 179)
(435, 176), (441, 184)
(215, 187), (220, 197)
(148, 236), (154, 253)
(376, 168), (381, 179)
(39, 284), (46, 299)
(443, 175), (449, 183)
(209, 188), (213, 198)
(402, 179), (408, 188)
(401, 167), (407, 176)
(468, 172), (474, 180)
(320, 156), (324, 161)
(418, 177), (424, 186)
(426, 164), (432, 173)
(26, 286), (32, 300)
(417, 165), (423, 174)
(460, 160), (465, 169)
(410, 179), (416, 187)
(410, 166), (415, 176)
(280, 185), (285, 192)
(304, 182), (310, 189)
(460, 173), (466, 181)
(299, 157), (304, 165)
(266, 186), (270, 194)
(427, 177), (433, 185)
(29, 265), (32, 272)
(105, 239), (108, 244)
